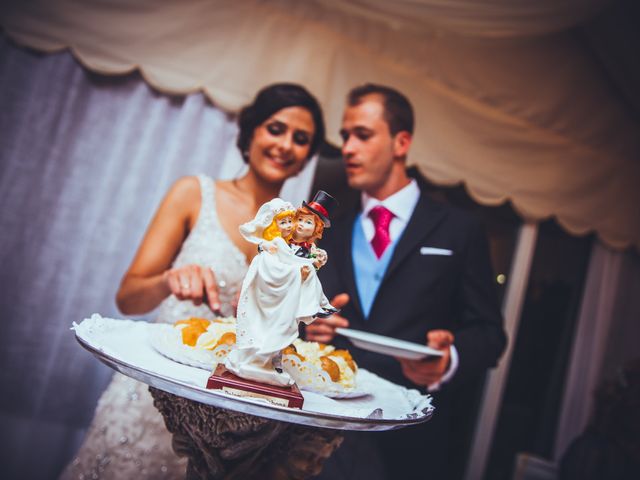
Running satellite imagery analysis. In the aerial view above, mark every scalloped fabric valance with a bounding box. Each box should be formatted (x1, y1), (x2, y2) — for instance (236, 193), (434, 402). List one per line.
(1, 0), (638, 249)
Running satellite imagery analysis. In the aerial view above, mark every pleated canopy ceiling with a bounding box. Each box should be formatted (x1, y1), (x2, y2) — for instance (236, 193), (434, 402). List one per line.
(1, 0), (638, 249)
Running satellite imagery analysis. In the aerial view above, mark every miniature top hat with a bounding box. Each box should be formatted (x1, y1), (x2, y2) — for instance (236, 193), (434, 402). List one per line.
(302, 190), (338, 227)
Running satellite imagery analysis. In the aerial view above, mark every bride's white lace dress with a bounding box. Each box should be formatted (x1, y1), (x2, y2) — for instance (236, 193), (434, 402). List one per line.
(61, 175), (248, 480)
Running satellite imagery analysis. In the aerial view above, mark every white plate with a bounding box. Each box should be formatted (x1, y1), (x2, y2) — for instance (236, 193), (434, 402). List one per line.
(335, 328), (444, 360)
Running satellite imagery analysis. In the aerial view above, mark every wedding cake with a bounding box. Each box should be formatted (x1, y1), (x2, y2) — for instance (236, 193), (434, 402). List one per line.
(151, 316), (359, 397)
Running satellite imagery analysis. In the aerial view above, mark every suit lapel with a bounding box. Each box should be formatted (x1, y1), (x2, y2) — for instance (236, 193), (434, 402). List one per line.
(383, 193), (447, 281)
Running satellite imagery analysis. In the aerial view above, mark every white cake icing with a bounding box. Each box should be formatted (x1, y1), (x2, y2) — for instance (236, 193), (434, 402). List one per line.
(280, 339), (359, 396)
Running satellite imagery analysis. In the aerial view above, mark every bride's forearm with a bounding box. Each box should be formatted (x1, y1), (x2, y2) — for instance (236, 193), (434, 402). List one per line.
(116, 272), (171, 315)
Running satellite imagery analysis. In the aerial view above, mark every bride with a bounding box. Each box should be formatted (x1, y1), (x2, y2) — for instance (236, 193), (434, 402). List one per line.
(61, 83), (326, 479)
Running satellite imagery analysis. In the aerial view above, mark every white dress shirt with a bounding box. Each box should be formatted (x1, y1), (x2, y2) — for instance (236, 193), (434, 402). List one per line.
(360, 179), (458, 392)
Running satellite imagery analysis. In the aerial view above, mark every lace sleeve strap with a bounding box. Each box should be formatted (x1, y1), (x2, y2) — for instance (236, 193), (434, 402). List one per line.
(196, 174), (216, 223)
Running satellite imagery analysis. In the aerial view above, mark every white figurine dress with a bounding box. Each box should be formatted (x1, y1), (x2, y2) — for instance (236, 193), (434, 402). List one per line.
(61, 175), (247, 480)
(225, 199), (327, 387)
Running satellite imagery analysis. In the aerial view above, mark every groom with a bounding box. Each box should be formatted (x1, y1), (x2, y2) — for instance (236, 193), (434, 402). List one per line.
(307, 84), (507, 479)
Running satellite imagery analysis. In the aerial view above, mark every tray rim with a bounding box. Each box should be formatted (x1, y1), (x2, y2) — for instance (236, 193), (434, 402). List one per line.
(76, 333), (433, 431)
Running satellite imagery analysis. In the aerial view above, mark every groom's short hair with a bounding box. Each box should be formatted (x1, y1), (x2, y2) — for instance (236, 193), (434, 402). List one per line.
(347, 84), (414, 136)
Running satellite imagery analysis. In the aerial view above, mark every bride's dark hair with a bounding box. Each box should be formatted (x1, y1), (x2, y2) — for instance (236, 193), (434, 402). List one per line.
(237, 83), (325, 163)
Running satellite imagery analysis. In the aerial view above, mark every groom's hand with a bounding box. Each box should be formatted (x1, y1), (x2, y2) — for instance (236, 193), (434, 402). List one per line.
(305, 293), (350, 344)
(397, 329), (454, 387)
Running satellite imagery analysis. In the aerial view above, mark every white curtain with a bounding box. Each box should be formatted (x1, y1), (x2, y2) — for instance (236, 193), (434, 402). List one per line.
(554, 243), (640, 460)
(0, 35), (314, 478)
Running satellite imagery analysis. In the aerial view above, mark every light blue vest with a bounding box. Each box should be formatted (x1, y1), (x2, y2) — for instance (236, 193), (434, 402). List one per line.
(352, 213), (398, 319)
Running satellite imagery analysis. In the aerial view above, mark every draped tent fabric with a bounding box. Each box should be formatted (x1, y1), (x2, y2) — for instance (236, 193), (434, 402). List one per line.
(316, 0), (612, 37)
(1, 0), (638, 251)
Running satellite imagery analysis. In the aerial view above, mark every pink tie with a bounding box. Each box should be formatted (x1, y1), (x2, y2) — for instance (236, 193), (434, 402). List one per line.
(369, 205), (394, 258)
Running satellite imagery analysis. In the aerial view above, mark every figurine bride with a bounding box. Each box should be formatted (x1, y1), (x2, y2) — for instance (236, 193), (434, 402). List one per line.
(225, 196), (334, 386)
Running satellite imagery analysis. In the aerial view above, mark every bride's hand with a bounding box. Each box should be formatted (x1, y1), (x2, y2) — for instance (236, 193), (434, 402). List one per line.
(164, 265), (221, 312)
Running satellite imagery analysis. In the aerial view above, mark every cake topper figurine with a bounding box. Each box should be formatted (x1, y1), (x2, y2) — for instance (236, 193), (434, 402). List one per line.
(225, 191), (338, 386)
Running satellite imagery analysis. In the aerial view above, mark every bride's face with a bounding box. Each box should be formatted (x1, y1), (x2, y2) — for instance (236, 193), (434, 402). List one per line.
(276, 215), (294, 238)
(248, 106), (315, 184)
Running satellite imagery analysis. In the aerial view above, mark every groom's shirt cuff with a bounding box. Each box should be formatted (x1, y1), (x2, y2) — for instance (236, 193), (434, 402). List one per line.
(426, 345), (459, 392)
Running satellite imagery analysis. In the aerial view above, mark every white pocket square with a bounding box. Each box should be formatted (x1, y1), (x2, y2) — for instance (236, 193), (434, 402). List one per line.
(420, 247), (453, 256)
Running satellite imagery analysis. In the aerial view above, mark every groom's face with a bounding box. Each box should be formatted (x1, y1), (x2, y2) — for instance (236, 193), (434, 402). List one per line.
(293, 213), (316, 242)
(340, 95), (396, 196)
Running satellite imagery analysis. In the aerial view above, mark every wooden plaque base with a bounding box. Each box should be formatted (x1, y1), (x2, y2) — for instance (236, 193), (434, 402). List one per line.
(206, 364), (304, 409)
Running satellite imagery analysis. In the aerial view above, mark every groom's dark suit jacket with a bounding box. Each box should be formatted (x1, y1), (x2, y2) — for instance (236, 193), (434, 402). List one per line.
(313, 186), (507, 480)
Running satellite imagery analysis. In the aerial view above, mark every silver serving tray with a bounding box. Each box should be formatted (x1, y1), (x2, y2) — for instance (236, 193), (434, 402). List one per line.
(75, 316), (434, 431)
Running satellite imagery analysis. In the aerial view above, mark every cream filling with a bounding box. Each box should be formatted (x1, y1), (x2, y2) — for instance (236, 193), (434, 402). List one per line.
(195, 321), (236, 350)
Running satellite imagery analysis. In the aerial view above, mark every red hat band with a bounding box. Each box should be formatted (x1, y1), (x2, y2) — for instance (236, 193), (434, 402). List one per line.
(307, 202), (328, 218)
